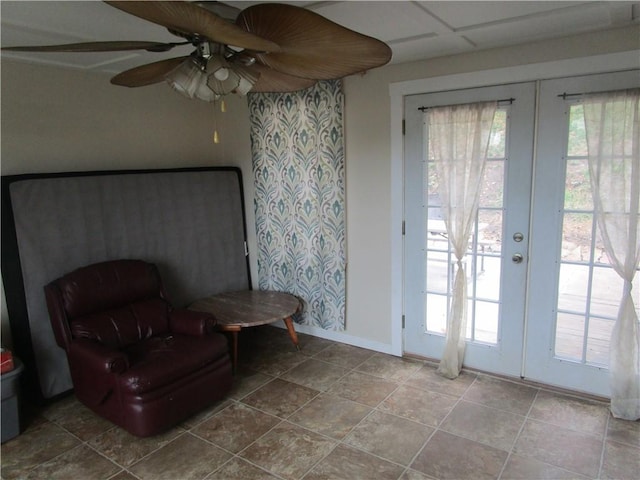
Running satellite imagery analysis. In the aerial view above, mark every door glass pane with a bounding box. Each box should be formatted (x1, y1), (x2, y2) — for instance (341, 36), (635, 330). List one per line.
(555, 312), (585, 360)
(424, 107), (507, 344)
(564, 159), (592, 210)
(557, 263), (588, 313)
(586, 317), (614, 365)
(554, 102), (640, 367)
(590, 267), (623, 318)
(474, 301), (499, 344)
(425, 293), (447, 335)
(561, 212), (593, 261)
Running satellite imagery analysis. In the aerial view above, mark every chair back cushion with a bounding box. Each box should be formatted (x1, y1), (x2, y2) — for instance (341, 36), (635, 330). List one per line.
(53, 260), (171, 348)
(70, 298), (170, 349)
(57, 260), (163, 318)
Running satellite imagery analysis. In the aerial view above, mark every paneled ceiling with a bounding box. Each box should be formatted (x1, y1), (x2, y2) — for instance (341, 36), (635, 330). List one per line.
(1, 1), (638, 77)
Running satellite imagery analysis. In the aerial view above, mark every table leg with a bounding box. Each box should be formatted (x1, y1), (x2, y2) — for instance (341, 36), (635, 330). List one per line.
(283, 316), (300, 351)
(221, 326), (241, 374)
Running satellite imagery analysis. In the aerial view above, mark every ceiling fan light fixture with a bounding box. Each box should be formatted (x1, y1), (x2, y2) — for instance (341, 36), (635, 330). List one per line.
(234, 65), (260, 95)
(194, 79), (219, 103)
(207, 68), (240, 95)
(165, 57), (203, 99)
(206, 55), (231, 81)
(213, 68), (229, 81)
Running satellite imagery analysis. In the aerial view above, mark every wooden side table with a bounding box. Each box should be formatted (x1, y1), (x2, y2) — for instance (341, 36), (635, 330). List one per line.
(188, 290), (302, 371)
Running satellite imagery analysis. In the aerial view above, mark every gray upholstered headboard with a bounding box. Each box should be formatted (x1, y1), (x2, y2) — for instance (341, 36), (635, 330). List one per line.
(1, 167), (251, 399)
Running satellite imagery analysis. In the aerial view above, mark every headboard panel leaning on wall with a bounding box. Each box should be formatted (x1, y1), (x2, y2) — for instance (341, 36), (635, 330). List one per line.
(1, 167), (251, 401)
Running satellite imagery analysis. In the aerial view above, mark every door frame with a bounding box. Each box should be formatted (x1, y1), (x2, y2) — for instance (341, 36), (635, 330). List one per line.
(389, 51), (640, 358)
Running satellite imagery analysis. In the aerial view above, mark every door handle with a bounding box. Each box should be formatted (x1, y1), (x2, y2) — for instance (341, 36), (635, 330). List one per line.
(512, 253), (524, 264)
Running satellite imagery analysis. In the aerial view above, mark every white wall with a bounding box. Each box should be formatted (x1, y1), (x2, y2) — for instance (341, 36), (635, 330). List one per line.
(340, 24), (639, 353)
(2, 24), (638, 355)
(0, 59), (256, 348)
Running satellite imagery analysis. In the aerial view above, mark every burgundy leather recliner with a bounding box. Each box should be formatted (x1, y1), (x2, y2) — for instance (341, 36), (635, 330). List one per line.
(44, 259), (233, 437)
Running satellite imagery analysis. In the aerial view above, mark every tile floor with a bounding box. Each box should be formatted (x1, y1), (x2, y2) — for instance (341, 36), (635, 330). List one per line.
(2, 326), (639, 480)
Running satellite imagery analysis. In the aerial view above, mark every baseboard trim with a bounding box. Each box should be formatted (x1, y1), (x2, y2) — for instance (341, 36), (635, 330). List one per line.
(272, 322), (398, 356)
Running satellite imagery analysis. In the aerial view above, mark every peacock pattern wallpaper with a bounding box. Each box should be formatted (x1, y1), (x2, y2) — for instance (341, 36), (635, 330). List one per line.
(248, 80), (346, 331)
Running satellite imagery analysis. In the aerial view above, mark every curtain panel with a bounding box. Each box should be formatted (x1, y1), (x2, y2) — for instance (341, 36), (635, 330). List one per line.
(583, 88), (640, 420)
(426, 101), (497, 378)
(247, 80), (346, 331)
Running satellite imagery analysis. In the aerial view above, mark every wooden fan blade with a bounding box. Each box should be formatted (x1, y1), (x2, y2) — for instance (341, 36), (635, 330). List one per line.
(2, 41), (179, 53)
(111, 56), (188, 87)
(105, 1), (280, 52)
(246, 63), (316, 93)
(236, 3), (392, 80)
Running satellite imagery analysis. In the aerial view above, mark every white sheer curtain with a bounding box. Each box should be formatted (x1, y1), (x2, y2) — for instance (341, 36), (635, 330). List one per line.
(427, 101), (497, 379)
(583, 89), (640, 420)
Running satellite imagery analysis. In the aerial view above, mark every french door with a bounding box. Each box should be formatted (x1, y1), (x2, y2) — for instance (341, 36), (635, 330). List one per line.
(525, 70), (639, 396)
(403, 71), (639, 396)
(404, 82), (536, 378)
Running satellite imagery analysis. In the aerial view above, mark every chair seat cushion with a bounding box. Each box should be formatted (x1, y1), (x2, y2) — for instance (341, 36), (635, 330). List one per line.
(120, 333), (228, 395)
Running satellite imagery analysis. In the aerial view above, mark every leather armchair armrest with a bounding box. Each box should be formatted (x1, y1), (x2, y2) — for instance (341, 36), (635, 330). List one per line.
(67, 339), (129, 374)
(169, 309), (217, 336)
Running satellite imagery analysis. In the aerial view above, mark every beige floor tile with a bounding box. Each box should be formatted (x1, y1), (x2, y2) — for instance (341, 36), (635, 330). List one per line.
(411, 430), (508, 480)
(191, 402), (280, 453)
(239, 421), (337, 480)
(607, 416), (640, 447)
(327, 371), (399, 407)
(305, 444), (405, 480)
(400, 469), (438, 480)
(1, 421), (81, 480)
(206, 457), (280, 480)
(313, 342), (376, 369)
(296, 334), (335, 357)
(379, 384), (458, 427)
(129, 433), (231, 480)
(8, 332), (640, 480)
(288, 393), (371, 439)
(600, 439), (640, 480)
(500, 454), (590, 479)
(280, 358), (350, 391)
(41, 396), (113, 441)
(439, 400), (525, 451)
(24, 444), (121, 480)
(463, 375), (538, 415)
(513, 419), (603, 478)
(39, 394), (81, 421)
(88, 425), (183, 468)
(405, 364), (476, 398)
(344, 410), (434, 466)
(529, 390), (609, 437)
(180, 398), (233, 428)
(227, 368), (274, 400)
(240, 348), (307, 377)
(356, 353), (423, 381)
(241, 378), (319, 417)
(107, 471), (139, 480)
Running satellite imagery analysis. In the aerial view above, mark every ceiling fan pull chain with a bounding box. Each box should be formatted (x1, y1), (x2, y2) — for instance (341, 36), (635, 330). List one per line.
(212, 97), (226, 144)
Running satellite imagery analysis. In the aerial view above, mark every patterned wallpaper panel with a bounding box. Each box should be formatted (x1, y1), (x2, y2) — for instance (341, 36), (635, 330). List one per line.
(248, 80), (346, 331)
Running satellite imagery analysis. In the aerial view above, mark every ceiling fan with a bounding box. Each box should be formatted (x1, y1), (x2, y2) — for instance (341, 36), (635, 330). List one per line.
(2, 1), (393, 101)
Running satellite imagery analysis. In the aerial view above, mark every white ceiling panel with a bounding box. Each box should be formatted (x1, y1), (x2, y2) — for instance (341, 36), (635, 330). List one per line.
(1, 0), (637, 79)
(463, 3), (621, 48)
(311, 1), (449, 41)
(0, 1), (179, 43)
(423, 1), (586, 29)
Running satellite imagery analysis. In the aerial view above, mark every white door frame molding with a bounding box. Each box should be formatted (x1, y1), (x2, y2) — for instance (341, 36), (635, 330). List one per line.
(389, 50), (640, 357)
